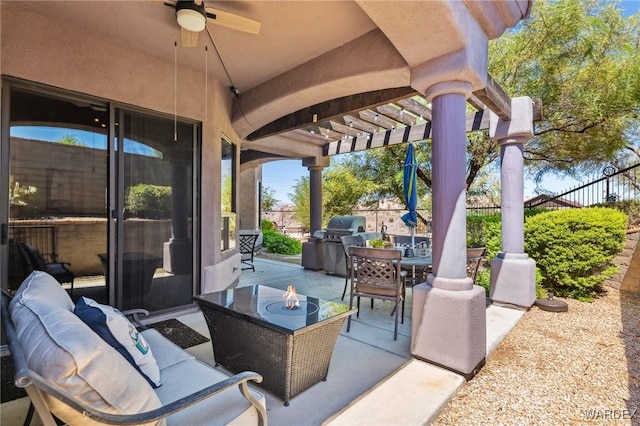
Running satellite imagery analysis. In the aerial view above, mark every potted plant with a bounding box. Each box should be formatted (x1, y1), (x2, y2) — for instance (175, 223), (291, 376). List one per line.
(368, 238), (393, 249)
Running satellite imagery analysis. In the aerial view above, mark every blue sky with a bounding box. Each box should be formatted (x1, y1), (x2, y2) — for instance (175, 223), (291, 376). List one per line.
(621, 0), (640, 16)
(263, 1), (639, 204)
(262, 159), (590, 204)
(11, 126), (161, 157)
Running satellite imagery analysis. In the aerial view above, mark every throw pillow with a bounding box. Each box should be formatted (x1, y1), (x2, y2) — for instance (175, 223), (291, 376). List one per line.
(74, 297), (162, 388)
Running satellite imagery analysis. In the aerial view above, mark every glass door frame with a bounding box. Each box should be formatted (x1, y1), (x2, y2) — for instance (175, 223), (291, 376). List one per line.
(0, 79), (10, 284)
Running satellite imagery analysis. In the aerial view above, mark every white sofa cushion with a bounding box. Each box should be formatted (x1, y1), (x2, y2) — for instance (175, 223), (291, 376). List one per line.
(9, 271), (163, 425)
(142, 329), (265, 425)
(141, 328), (194, 370)
(75, 297), (161, 388)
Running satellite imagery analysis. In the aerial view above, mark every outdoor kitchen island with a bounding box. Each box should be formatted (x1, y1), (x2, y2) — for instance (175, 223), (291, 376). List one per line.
(194, 285), (356, 405)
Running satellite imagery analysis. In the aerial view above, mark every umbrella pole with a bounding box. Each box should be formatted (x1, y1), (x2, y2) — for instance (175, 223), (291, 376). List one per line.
(411, 226), (415, 250)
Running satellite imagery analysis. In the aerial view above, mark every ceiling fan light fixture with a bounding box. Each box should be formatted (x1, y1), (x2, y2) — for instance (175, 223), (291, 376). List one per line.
(176, 3), (207, 32)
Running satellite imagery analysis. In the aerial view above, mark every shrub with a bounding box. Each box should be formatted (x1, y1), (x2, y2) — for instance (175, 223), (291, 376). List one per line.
(524, 207), (627, 301)
(262, 230), (302, 255)
(125, 184), (172, 219)
(467, 209), (549, 261)
(475, 266), (546, 298)
(466, 216), (486, 247)
(475, 269), (491, 295)
(261, 219), (276, 232)
(466, 214), (502, 261)
(593, 199), (640, 227)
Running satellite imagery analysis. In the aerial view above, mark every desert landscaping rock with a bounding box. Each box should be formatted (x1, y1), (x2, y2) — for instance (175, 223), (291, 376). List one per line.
(433, 288), (640, 425)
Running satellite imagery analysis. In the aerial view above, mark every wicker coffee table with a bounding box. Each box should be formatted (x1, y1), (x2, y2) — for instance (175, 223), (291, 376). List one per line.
(194, 285), (356, 405)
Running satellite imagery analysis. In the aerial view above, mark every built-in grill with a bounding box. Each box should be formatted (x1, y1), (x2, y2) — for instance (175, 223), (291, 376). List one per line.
(323, 216), (366, 277)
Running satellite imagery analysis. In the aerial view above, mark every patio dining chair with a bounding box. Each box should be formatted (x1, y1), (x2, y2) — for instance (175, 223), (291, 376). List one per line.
(238, 232), (260, 272)
(339, 234), (366, 300)
(346, 246), (406, 340)
(466, 247), (486, 284)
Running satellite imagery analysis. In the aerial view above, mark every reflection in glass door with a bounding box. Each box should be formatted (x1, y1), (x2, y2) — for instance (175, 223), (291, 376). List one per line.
(113, 109), (196, 311)
(7, 87), (109, 301)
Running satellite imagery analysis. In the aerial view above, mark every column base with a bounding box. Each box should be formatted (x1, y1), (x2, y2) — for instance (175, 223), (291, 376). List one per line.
(411, 283), (486, 379)
(163, 238), (193, 275)
(489, 252), (536, 308)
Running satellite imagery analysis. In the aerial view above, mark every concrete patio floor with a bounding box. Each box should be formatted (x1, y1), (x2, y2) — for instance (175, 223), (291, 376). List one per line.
(1, 257), (525, 425)
(183, 257), (525, 425)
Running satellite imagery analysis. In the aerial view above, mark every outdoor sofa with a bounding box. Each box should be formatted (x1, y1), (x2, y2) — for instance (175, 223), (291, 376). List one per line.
(2, 271), (267, 425)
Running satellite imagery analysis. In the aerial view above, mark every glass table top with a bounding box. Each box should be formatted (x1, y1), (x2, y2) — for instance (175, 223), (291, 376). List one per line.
(194, 285), (355, 334)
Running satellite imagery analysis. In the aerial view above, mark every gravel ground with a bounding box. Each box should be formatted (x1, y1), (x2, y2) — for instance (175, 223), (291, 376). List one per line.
(433, 288), (640, 426)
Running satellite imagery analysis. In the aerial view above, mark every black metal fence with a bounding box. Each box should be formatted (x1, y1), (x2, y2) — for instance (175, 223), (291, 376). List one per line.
(526, 163), (640, 210)
(466, 204), (501, 216)
(466, 163), (640, 215)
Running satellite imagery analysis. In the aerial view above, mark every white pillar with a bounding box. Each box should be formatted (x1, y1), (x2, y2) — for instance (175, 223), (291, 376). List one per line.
(411, 81), (486, 379)
(501, 141), (525, 253)
(489, 97), (536, 307)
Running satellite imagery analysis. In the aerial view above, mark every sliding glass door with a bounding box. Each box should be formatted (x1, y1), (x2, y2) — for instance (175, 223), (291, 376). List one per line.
(112, 109), (197, 311)
(3, 81), (199, 313)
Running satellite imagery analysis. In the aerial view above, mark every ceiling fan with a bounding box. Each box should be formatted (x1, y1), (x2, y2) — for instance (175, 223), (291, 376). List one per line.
(164, 0), (261, 47)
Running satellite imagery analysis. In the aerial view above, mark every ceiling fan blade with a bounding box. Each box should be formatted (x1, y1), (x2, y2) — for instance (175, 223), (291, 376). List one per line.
(205, 6), (261, 35)
(181, 27), (200, 47)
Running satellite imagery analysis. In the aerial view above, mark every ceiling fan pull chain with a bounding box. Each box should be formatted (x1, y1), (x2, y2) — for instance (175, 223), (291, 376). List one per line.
(205, 45), (208, 121)
(174, 40), (178, 142)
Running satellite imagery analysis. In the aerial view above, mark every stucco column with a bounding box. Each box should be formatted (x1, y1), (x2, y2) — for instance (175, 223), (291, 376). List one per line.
(163, 160), (192, 274)
(303, 156), (330, 234)
(238, 165), (261, 230)
(489, 97), (536, 307)
(411, 81), (486, 379)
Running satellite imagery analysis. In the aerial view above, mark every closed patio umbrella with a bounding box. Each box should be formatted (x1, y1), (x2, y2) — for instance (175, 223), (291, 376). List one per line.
(401, 143), (418, 252)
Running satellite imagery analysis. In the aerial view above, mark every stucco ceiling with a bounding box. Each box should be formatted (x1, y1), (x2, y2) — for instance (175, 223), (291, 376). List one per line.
(8, 1), (378, 93)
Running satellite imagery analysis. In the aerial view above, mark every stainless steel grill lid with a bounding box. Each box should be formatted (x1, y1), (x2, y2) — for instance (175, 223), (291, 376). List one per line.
(323, 216), (366, 242)
(323, 216), (366, 276)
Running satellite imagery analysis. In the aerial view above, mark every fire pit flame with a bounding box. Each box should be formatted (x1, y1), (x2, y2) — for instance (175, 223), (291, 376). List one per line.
(283, 285), (300, 310)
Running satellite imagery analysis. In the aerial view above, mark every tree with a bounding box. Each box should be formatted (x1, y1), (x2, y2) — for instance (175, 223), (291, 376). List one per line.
(261, 185), (279, 214)
(322, 162), (377, 224)
(289, 176), (310, 230)
(221, 174), (232, 214)
(490, 0), (640, 184)
(339, 144), (428, 223)
(334, 0), (639, 201)
(57, 134), (87, 147)
(9, 175), (36, 206)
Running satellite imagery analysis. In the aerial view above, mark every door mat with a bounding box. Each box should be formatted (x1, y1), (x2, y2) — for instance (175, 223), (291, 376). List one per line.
(147, 319), (210, 349)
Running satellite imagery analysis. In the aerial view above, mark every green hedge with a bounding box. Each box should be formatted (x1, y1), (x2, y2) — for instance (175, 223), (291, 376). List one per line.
(261, 219), (276, 232)
(125, 184), (172, 219)
(262, 230), (302, 255)
(592, 199), (640, 227)
(467, 208), (548, 261)
(524, 207), (627, 301)
(467, 214), (502, 260)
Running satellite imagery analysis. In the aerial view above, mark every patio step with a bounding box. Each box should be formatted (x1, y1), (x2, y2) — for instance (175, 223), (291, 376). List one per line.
(324, 359), (464, 426)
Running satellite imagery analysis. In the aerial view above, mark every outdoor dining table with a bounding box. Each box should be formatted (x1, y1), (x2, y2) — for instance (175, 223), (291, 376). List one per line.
(400, 252), (432, 286)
